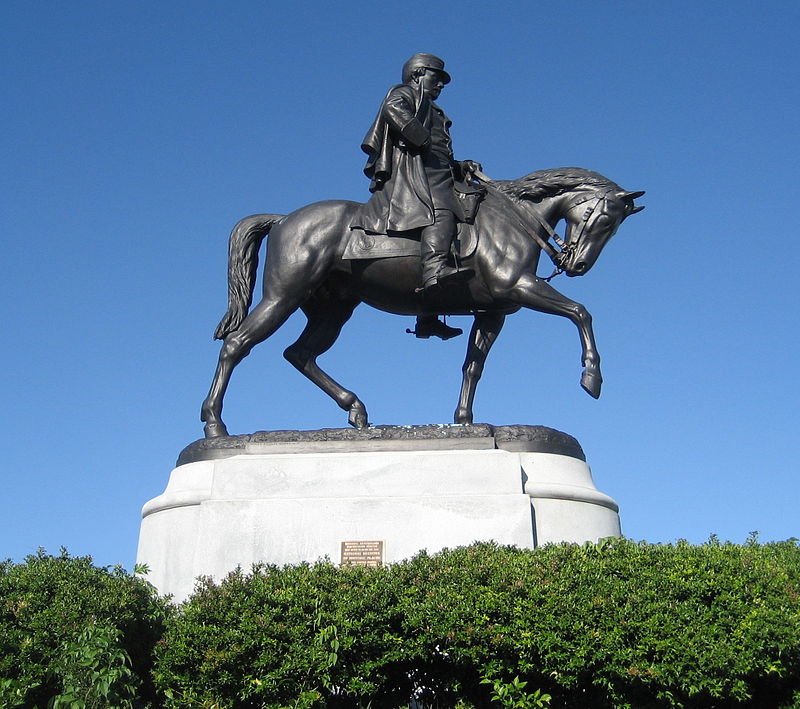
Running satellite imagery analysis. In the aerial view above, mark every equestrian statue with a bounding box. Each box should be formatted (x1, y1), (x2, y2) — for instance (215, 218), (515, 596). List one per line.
(200, 53), (645, 438)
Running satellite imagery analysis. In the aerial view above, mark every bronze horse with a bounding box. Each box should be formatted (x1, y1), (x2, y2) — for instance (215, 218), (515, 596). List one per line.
(201, 167), (644, 437)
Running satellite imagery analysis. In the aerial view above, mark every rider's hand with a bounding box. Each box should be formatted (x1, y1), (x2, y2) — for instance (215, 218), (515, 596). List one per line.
(461, 160), (483, 177)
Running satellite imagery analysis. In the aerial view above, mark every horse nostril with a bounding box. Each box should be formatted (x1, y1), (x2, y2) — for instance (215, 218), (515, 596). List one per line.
(575, 262), (587, 273)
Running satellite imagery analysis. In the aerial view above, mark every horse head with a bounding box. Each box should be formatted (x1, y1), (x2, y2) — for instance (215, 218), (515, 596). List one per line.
(558, 188), (645, 277)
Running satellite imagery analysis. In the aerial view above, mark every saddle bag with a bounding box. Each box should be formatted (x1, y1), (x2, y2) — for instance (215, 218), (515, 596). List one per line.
(454, 182), (486, 224)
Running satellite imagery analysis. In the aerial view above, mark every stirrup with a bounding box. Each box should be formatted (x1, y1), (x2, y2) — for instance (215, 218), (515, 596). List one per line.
(419, 267), (474, 293)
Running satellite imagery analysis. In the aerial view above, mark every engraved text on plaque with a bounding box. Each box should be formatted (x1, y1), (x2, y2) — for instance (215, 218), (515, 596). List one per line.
(341, 540), (384, 567)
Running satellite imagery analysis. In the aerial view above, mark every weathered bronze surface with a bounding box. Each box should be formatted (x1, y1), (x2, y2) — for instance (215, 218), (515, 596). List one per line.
(351, 52), (484, 292)
(200, 55), (644, 437)
(178, 424), (586, 466)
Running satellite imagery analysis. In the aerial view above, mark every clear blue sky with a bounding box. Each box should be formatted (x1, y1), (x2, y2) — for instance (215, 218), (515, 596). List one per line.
(2, 1), (798, 569)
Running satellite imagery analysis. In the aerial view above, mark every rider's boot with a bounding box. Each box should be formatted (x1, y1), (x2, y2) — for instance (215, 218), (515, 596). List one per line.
(412, 314), (463, 340)
(420, 210), (473, 290)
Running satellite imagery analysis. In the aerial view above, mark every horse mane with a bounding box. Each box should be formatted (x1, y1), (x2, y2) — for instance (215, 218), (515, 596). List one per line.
(494, 167), (621, 203)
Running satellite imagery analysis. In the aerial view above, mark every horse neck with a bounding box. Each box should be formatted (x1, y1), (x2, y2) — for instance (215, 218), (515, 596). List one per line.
(517, 192), (568, 228)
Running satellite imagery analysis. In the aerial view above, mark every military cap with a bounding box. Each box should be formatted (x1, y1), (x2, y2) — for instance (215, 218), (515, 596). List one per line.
(402, 53), (451, 85)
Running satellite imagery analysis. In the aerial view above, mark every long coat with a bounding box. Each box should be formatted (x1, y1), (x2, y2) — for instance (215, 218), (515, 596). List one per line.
(352, 84), (455, 234)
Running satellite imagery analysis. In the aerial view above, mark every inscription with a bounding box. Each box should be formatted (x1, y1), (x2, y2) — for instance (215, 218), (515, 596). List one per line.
(341, 540), (384, 567)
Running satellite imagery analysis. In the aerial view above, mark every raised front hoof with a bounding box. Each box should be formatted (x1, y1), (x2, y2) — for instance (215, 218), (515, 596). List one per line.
(581, 368), (603, 399)
(453, 408), (473, 425)
(347, 402), (369, 429)
(203, 421), (229, 438)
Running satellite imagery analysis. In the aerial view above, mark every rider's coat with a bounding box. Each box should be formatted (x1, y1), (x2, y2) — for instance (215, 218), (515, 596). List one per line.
(352, 83), (461, 234)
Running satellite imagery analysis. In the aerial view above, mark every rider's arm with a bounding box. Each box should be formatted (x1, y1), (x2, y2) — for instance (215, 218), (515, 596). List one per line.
(382, 86), (430, 150)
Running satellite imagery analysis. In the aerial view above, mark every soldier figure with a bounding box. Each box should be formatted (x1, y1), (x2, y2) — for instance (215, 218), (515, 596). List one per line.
(352, 53), (483, 340)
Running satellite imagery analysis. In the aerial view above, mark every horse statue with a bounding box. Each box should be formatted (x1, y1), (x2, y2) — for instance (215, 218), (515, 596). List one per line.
(200, 167), (644, 437)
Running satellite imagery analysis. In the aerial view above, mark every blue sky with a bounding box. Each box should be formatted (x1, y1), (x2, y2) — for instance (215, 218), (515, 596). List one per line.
(2, 1), (798, 569)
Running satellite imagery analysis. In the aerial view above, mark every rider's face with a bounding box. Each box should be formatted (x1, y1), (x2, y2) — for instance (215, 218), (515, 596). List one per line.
(418, 69), (446, 99)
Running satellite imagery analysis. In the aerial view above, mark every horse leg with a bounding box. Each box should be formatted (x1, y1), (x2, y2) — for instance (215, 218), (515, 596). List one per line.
(200, 294), (303, 437)
(454, 312), (506, 424)
(283, 295), (369, 428)
(508, 273), (603, 398)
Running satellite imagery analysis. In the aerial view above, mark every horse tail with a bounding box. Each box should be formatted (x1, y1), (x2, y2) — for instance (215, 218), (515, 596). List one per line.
(213, 213), (284, 340)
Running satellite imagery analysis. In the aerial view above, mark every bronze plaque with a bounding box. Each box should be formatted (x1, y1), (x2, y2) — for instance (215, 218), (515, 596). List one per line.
(340, 540), (384, 567)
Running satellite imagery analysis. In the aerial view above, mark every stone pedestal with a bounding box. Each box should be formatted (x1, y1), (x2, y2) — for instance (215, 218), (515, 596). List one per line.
(137, 425), (620, 602)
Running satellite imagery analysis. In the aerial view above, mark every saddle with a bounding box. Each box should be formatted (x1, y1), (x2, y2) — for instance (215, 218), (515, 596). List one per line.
(345, 176), (485, 262)
(342, 221), (479, 262)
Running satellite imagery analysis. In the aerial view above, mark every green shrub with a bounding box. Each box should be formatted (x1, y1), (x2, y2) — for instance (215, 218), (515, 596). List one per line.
(3, 541), (798, 708)
(0, 549), (172, 708)
(395, 538), (800, 708)
(154, 538), (800, 709)
(154, 561), (419, 707)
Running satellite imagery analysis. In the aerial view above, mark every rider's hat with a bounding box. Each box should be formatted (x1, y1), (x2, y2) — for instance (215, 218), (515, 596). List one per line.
(402, 53), (451, 85)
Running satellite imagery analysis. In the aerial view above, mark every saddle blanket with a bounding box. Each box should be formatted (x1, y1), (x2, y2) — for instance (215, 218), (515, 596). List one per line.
(342, 223), (478, 261)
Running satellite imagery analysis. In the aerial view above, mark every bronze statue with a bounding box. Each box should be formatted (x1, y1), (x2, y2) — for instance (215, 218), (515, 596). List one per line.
(200, 55), (645, 438)
(353, 53), (484, 340)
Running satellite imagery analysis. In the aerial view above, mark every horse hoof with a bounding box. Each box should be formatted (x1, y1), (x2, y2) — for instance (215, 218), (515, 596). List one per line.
(204, 421), (229, 438)
(581, 369), (602, 399)
(348, 403), (369, 429)
(453, 408), (473, 425)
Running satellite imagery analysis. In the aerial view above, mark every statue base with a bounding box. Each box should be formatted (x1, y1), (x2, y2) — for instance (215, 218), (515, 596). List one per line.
(136, 425), (620, 602)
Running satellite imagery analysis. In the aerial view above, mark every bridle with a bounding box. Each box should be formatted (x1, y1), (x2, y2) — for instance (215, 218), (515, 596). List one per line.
(553, 189), (619, 271)
(473, 169), (616, 281)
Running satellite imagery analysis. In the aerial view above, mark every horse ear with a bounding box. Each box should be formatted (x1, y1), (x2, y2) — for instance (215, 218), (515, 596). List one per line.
(617, 190), (646, 218)
(617, 189), (645, 200)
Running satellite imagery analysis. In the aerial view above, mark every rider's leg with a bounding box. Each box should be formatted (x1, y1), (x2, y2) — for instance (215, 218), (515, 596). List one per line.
(416, 208), (469, 337)
(419, 209), (471, 289)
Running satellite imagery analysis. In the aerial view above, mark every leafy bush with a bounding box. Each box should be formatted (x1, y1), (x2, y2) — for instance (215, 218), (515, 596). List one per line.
(393, 538), (800, 708)
(0, 549), (172, 708)
(154, 538), (800, 709)
(153, 561), (418, 708)
(48, 622), (139, 708)
(2, 541), (798, 707)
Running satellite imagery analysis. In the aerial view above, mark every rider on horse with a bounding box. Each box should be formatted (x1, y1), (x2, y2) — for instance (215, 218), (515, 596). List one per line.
(351, 53), (483, 340)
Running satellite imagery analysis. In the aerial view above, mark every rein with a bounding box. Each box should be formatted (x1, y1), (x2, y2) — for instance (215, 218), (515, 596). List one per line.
(472, 170), (609, 281)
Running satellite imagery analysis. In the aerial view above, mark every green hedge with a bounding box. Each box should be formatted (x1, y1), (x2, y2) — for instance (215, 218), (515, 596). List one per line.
(154, 538), (800, 709)
(2, 540), (799, 708)
(0, 549), (172, 708)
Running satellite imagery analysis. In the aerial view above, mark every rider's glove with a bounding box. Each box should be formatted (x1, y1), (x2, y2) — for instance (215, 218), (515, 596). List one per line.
(460, 160), (483, 178)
